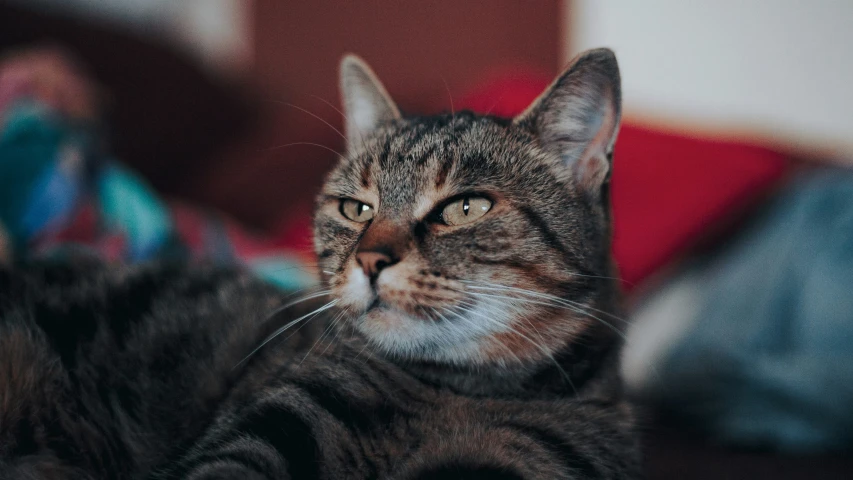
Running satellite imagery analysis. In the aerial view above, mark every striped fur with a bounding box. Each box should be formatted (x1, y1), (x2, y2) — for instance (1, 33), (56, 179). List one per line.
(0, 49), (640, 479)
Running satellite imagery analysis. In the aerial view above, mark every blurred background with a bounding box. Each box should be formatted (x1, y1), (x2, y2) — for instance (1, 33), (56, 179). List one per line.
(1, 1), (851, 478)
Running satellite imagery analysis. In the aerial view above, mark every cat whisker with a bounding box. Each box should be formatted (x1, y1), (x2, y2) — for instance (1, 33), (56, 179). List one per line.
(353, 341), (371, 363)
(262, 288), (333, 321)
(440, 304), (501, 361)
(465, 290), (629, 343)
(308, 94), (372, 154)
(489, 303), (574, 393)
(497, 302), (553, 352)
(460, 284), (664, 385)
(454, 297), (577, 394)
(443, 303), (524, 368)
(452, 300), (548, 363)
(262, 141), (345, 159)
(234, 298), (338, 369)
(463, 281), (631, 325)
(310, 94), (347, 121)
(298, 306), (347, 367)
(440, 75), (455, 116)
(353, 322), (378, 364)
(490, 293), (630, 343)
(257, 264), (322, 277)
(482, 91), (507, 117)
(319, 307), (351, 357)
(269, 99), (348, 143)
(571, 272), (625, 282)
(359, 337), (377, 366)
(455, 294), (552, 356)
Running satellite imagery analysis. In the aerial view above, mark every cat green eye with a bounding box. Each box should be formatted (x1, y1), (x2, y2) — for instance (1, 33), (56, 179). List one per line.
(440, 196), (492, 226)
(339, 199), (375, 223)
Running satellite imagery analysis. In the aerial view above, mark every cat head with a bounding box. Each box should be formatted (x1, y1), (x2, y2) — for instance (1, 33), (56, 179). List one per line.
(314, 49), (621, 368)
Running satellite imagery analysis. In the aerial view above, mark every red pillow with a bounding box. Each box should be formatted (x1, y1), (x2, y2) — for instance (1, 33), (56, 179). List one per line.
(610, 124), (787, 289)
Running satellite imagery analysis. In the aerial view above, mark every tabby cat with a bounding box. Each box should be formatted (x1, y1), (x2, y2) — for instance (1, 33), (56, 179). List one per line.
(0, 48), (639, 479)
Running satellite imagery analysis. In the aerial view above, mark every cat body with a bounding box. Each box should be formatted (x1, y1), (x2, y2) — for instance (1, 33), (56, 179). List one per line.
(0, 262), (635, 479)
(0, 49), (640, 479)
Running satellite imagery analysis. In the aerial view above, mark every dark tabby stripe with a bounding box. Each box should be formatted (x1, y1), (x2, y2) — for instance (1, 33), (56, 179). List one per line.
(516, 205), (576, 262)
(501, 423), (600, 478)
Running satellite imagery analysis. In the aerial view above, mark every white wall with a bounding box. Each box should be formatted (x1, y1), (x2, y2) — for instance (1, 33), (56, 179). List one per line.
(566, 1), (853, 159)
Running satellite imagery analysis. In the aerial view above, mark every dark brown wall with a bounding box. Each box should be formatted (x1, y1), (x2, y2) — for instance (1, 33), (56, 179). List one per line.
(0, 1), (562, 231)
(253, 0), (560, 111)
(196, 0), (561, 229)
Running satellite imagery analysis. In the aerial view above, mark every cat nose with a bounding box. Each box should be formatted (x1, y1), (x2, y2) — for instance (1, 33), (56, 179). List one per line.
(356, 251), (396, 279)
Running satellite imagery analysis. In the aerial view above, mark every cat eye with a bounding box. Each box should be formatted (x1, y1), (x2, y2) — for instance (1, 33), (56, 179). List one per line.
(339, 199), (375, 223)
(440, 196), (492, 226)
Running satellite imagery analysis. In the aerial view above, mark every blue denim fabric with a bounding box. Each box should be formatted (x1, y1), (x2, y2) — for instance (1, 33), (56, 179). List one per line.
(654, 170), (853, 452)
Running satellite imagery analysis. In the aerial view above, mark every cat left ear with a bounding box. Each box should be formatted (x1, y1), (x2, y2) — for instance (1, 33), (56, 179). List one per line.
(515, 48), (621, 197)
(339, 54), (401, 152)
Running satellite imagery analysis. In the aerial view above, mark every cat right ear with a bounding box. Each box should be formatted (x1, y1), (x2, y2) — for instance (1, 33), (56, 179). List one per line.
(514, 48), (621, 198)
(339, 55), (401, 151)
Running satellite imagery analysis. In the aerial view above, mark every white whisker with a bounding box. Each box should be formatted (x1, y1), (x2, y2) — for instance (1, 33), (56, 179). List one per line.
(271, 100), (347, 142)
(234, 298), (338, 369)
(260, 289), (333, 321)
(454, 297), (576, 393)
(298, 316), (337, 367)
(319, 308), (349, 357)
(462, 281), (664, 386)
(464, 281), (630, 324)
(470, 290), (628, 343)
(444, 304), (519, 368)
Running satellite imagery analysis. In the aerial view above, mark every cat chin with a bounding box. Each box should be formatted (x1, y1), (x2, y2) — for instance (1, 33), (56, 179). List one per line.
(352, 301), (513, 366)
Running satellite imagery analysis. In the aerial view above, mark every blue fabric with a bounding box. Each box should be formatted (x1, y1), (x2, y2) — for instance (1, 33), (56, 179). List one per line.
(248, 256), (318, 291)
(1, 96), (314, 291)
(97, 163), (172, 261)
(20, 149), (84, 239)
(0, 102), (66, 244)
(654, 170), (853, 452)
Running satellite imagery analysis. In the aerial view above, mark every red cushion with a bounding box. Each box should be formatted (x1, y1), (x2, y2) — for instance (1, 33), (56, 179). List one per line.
(610, 125), (787, 289)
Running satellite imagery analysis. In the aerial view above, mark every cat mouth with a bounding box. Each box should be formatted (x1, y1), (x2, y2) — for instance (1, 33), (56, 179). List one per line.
(365, 297), (383, 312)
(362, 295), (434, 322)
(364, 297), (410, 315)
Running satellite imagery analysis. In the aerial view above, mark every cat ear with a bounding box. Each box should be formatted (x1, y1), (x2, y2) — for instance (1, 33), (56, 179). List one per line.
(515, 48), (621, 196)
(339, 54), (401, 151)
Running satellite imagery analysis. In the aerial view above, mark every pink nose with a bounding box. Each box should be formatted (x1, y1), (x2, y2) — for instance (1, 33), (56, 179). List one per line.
(356, 251), (395, 279)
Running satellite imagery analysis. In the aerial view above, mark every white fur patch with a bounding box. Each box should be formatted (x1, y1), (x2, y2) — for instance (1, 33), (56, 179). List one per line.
(342, 264), (513, 365)
(340, 263), (373, 312)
